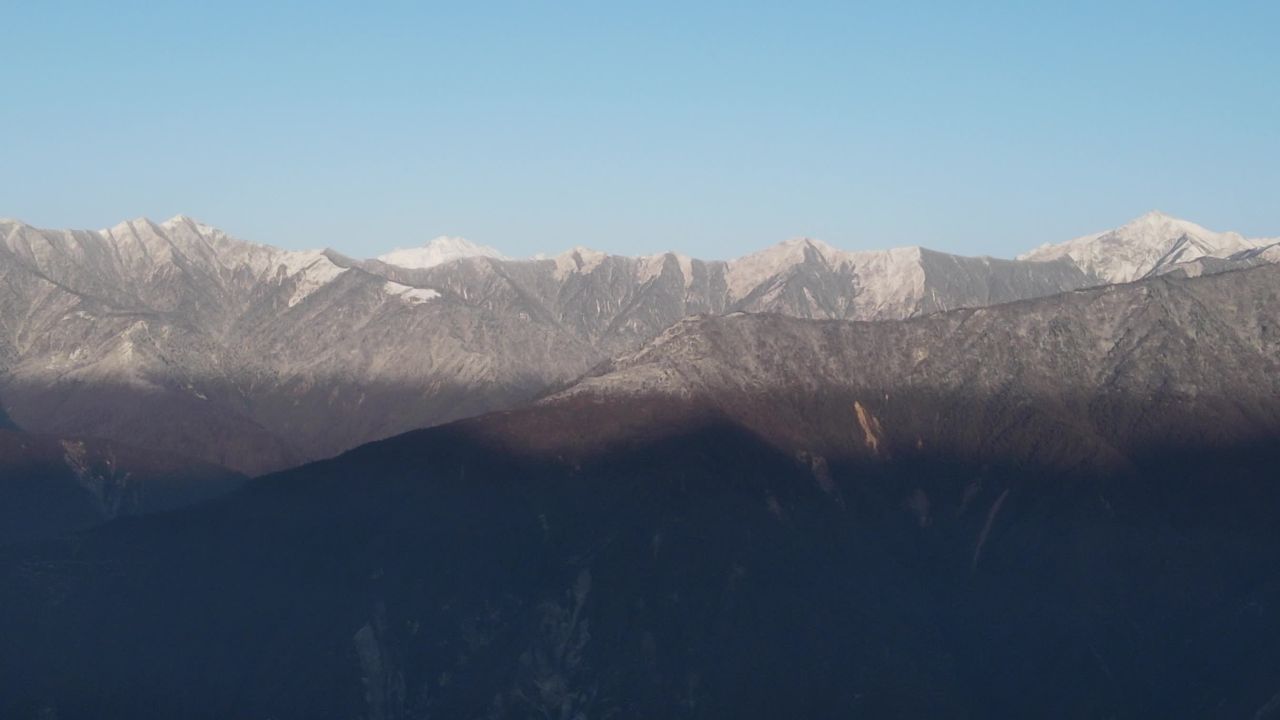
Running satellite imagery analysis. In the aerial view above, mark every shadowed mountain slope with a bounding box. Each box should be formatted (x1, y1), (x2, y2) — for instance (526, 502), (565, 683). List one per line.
(0, 417), (246, 546)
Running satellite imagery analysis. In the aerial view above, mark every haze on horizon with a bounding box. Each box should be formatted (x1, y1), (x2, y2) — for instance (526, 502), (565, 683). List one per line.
(2, 1), (1277, 259)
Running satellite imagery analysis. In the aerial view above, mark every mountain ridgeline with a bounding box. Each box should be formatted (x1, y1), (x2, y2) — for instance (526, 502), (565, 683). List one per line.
(3, 261), (1280, 718)
(0, 211), (1273, 482)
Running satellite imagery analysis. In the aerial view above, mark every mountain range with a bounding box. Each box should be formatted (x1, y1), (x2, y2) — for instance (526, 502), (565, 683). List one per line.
(4, 258), (1280, 718)
(1, 210), (1273, 487)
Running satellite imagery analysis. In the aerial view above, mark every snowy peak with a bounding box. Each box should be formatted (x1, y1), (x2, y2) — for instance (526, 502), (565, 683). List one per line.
(1019, 211), (1268, 283)
(377, 235), (506, 269)
(160, 214), (224, 239)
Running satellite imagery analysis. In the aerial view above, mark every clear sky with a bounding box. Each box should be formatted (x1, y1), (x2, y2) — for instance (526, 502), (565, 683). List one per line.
(3, 1), (1277, 259)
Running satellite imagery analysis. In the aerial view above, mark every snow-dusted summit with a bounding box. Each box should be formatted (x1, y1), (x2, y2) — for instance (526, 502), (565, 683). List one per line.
(1019, 210), (1274, 283)
(377, 235), (507, 269)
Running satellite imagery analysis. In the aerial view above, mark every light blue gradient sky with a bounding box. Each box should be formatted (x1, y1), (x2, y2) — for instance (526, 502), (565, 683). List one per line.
(3, 1), (1277, 259)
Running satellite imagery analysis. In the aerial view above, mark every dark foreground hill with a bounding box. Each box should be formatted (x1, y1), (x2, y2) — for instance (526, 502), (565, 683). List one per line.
(0, 421), (246, 546)
(3, 264), (1280, 719)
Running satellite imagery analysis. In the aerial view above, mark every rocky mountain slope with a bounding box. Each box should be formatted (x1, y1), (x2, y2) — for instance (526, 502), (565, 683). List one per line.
(4, 263), (1280, 718)
(0, 212), (1272, 475)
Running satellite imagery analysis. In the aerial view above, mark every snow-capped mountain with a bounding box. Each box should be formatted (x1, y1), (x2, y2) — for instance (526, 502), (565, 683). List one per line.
(0, 211), (1273, 475)
(1018, 210), (1274, 282)
(376, 235), (507, 269)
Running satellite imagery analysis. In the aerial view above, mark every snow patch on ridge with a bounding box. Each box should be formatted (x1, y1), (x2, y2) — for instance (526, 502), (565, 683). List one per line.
(384, 281), (441, 303)
(277, 252), (347, 307)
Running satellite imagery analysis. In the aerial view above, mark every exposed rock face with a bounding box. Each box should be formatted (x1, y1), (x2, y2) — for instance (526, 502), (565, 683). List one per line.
(4, 263), (1280, 718)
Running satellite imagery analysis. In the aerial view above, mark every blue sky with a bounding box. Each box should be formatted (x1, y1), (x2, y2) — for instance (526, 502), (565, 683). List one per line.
(2, 1), (1277, 259)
